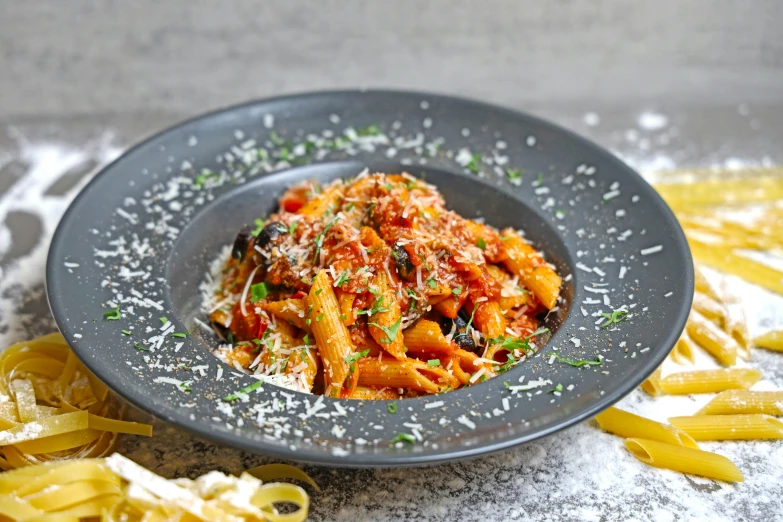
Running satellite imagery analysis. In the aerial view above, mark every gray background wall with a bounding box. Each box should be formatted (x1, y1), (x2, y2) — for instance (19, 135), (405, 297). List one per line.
(3, 0), (782, 122)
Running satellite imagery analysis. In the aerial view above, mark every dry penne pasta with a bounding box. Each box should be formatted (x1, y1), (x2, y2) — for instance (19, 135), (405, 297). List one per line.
(357, 357), (460, 394)
(688, 238), (783, 296)
(691, 292), (727, 326)
(623, 438), (744, 483)
(694, 266), (721, 302)
(654, 174), (783, 208)
(669, 334), (696, 365)
(669, 414), (783, 440)
(696, 390), (783, 416)
(640, 367), (663, 396)
(308, 270), (353, 392)
(754, 330), (783, 352)
(686, 310), (738, 366)
(658, 368), (762, 395)
(720, 283), (751, 360)
(595, 407), (699, 449)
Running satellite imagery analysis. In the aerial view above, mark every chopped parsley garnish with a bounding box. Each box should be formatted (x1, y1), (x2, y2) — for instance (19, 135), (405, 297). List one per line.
(368, 286), (379, 295)
(180, 383), (192, 393)
(426, 277), (437, 289)
(548, 383), (564, 394)
(121, 330), (131, 336)
(345, 348), (371, 372)
(383, 183), (395, 190)
(427, 359), (441, 367)
(369, 317), (402, 344)
(548, 350), (603, 367)
(465, 302), (480, 331)
(172, 332), (187, 338)
(537, 173), (544, 185)
(193, 170), (219, 188)
(406, 180), (419, 191)
(133, 343), (148, 351)
(334, 270), (351, 287)
(251, 218), (266, 236)
(315, 288), (323, 296)
(600, 309), (628, 328)
(316, 313), (324, 322)
(269, 131), (284, 145)
(289, 221), (299, 235)
(506, 168), (522, 182)
(346, 202), (355, 211)
(223, 380), (264, 401)
(466, 153), (482, 174)
(452, 287), (462, 295)
(305, 318), (312, 326)
(476, 238), (487, 250)
(250, 282), (269, 302)
(417, 253), (430, 270)
(103, 307), (121, 321)
(390, 433), (415, 445)
(357, 296), (390, 317)
(313, 215), (340, 263)
(488, 335), (535, 357)
(503, 381), (510, 388)
(356, 124), (382, 137)
(526, 327), (550, 339)
(387, 402), (397, 414)
(159, 316), (169, 324)
(303, 334), (310, 345)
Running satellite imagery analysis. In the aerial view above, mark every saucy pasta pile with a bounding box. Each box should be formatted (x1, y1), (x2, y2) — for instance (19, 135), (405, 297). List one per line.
(208, 171), (562, 398)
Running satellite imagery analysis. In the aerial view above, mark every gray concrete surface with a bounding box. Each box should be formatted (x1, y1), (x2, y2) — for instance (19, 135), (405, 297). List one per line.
(1, 2), (782, 521)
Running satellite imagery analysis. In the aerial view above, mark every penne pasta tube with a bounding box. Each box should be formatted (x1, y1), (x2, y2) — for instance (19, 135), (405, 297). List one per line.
(624, 438), (744, 483)
(595, 407), (699, 449)
(337, 291), (356, 326)
(501, 229), (561, 309)
(669, 334), (696, 365)
(403, 319), (457, 354)
(357, 357), (459, 394)
(347, 386), (400, 400)
(754, 330), (783, 352)
(720, 283), (751, 360)
(299, 183), (343, 216)
(694, 266), (721, 302)
(691, 292), (727, 326)
(368, 269), (406, 360)
(659, 368), (762, 395)
(640, 367), (663, 396)
(669, 414), (783, 440)
(263, 298), (310, 331)
(696, 390), (783, 416)
(308, 271), (353, 390)
(686, 310), (738, 366)
(688, 238), (783, 296)
(471, 299), (507, 339)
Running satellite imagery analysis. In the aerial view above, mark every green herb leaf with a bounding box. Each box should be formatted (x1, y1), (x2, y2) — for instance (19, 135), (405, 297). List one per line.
(193, 170), (219, 188)
(356, 124), (381, 137)
(427, 277), (437, 289)
(303, 334), (310, 346)
(159, 316), (169, 324)
(390, 433), (415, 444)
(452, 287), (462, 295)
(548, 383), (563, 394)
(549, 350), (603, 367)
(289, 221), (299, 235)
(223, 380), (264, 401)
(250, 283), (269, 303)
(180, 383), (192, 392)
(251, 218), (266, 236)
(476, 238), (487, 250)
(506, 168), (522, 183)
(466, 153), (482, 174)
(427, 359), (441, 367)
(316, 312), (324, 322)
(387, 402), (397, 414)
(104, 307), (121, 321)
(345, 348), (371, 372)
(334, 270), (351, 287)
(133, 343), (148, 351)
(121, 330), (131, 336)
(315, 288), (323, 295)
(313, 215), (340, 264)
(172, 332), (187, 338)
(600, 309), (628, 328)
(526, 327), (550, 339)
(368, 317), (403, 344)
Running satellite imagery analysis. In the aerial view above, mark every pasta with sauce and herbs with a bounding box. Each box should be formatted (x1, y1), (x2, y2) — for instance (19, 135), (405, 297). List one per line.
(206, 171), (562, 398)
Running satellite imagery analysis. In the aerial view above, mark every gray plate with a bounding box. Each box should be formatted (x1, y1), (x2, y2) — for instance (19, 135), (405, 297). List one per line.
(46, 90), (692, 466)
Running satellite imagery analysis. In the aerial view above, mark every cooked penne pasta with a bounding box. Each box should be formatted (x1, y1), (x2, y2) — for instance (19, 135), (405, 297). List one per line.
(658, 368), (762, 395)
(207, 172), (560, 397)
(640, 367), (663, 396)
(348, 386), (401, 400)
(264, 298), (310, 331)
(357, 357), (460, 394)
(686, 310), (738, 366)
(669, 414), (783, 440)
(501, 229), (561, 309)
(754, 330), (783, 352)
(308, 271), (353, 391)
(595, 407), (699, 449)
(669, 334), (696, 365)
(624, 438), (744, 483)
(403, 319), (457, 354)
(696, 390), (783, 416)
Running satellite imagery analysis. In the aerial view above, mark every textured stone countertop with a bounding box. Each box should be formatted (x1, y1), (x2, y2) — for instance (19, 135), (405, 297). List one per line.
(2, 2), (783, 520)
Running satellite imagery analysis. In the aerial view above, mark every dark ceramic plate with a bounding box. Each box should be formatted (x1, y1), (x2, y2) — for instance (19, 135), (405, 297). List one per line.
(47, 90), (692, 466)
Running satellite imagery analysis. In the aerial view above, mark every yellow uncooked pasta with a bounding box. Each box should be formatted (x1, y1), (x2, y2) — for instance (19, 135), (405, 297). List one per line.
(654, 174), (783, 208)
(640, 367), (663, 396)
(595, 407), (699, 449)
(623, 438), (744, 483)
(0, 454), (313, 522)
(0, 333), (153, 470)
(694, 266), (721, 302)
(754, 330), (783, 352)
(669, 335), (696, 365)
(658, 368), (762, 395)
(691, 292), (727, 326)
(686, 310), (738, 366)
(669, 414), (783, 440)
(696, 390), (783, 416)
(688, 238), (783, 296)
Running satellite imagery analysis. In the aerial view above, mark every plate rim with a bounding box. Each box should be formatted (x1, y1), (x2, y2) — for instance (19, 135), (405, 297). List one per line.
(46, 88), (694, 467)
